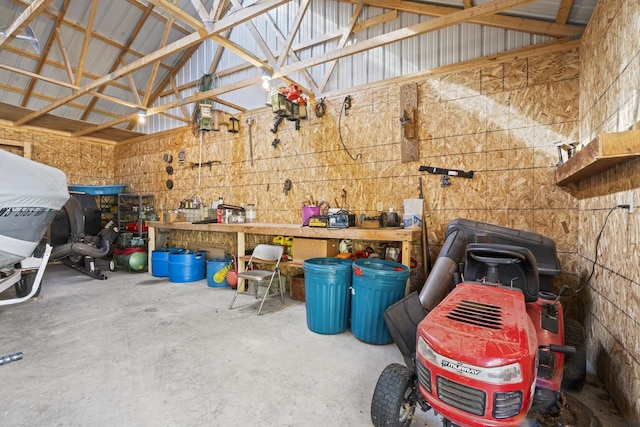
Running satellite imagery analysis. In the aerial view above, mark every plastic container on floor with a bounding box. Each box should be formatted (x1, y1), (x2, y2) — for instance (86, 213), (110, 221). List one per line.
(168, 250), (205, 283)
(351, 258), (410, 345)
(303, 257), (353, 334)
(151, 248), (184, 277)
(207, 258), (233, 287)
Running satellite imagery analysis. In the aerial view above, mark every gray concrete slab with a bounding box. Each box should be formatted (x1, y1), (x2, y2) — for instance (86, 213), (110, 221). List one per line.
(0, 262), (626, 426)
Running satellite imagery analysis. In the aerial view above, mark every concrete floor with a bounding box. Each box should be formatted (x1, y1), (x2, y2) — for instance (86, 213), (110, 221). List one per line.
(0, 261), (626, 427)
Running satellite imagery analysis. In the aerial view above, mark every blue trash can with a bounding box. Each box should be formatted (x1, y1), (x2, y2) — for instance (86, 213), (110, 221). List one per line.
(351, 259), (410, 344)
(168, 250), (206, 283)
(151, 248), (184, 277)
(207, 258), (233, 287)
(303, 258), (353, 334)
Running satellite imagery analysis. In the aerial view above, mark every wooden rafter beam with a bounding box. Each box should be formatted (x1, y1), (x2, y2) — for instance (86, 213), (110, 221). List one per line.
(1, 83), (122, 119)
(148, 0), (204, 30)
(276, 0), (310, 68)
(275, 0), (541, 80)
(75, 0), (99, 86)
(319, 1), (364, 92)
(0, 63), (143, 110)
(556, 0), (574, 25)
(73, 113), (139, 138)
(122, 58), (142, 105)
(14, 0), (290, 127)
(147, 43), (203, 111)
(0, 0), (53, 49)
(143, 15), (174, 106)
(338, 0), (584, 38)
(9, 0), (175, 72)
(190, 0), (212, 22)
(3, 44), (142, 95)
(463, 0), (473, 9)
(147, 76), (260, 117)
(170, 77), (190, 119)
(21, 0), (70, 108)
(80, 3), (155, 121)
(54, 27), (75, 83)
(262, 11), (319, 93)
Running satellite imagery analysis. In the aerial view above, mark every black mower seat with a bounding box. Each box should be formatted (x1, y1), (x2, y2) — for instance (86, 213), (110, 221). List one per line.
(464, 243), (540, 302)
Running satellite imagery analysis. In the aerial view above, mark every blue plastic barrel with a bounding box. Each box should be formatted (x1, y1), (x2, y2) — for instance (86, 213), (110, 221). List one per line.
(351, 259), (410, 344)
(151, 248), (184, 277)
(303, 258), (353, 334)
(168, 250), (205, 283)
(207, 258), (233, 287)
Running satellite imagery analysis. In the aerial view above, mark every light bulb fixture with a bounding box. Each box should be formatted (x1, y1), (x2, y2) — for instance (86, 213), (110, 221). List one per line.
(137, 109), (146, 124)
(261, 69), (272, 91)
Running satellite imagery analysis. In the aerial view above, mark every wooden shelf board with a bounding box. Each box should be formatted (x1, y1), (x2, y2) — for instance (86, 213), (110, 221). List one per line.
(555, 128), (640, 185)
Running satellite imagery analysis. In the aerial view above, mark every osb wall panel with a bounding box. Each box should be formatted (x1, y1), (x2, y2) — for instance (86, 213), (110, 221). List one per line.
(578, 0), (640, 424)
(114, 47), (580, 296)
(0, 125), (116, 185)
(580, 0), (640, 145)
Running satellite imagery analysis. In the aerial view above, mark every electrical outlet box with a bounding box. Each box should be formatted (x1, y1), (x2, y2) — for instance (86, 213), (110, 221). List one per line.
(376, 202), (383, 211)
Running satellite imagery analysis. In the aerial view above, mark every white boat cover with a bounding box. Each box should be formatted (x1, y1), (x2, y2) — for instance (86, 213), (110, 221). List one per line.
(0, 150), (69, 268)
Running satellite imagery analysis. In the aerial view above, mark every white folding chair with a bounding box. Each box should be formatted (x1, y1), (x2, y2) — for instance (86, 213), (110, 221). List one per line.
(228, 244), (285, 315)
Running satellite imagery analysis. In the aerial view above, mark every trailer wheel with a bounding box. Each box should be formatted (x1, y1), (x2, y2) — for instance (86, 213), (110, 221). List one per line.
(109, 260), (116, 272)
(371, 363), (416, 427)
(14, 272), (40, 298)
(562, 319), (587, 390)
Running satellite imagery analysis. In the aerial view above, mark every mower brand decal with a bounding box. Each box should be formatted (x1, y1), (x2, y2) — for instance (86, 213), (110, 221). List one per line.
(441, 360), (481, 376)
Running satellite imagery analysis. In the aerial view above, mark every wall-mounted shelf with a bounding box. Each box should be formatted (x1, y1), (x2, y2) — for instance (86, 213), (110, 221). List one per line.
(555, 128), (640, 185)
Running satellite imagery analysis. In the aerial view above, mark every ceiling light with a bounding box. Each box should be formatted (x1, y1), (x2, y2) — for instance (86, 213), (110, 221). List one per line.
(261, 69), (272, 91)
(137, 110), (146, 124)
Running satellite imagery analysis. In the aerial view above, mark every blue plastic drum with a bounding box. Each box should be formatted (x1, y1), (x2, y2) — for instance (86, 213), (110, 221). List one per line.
(351, 259), (410, 344)
(303, 258), (353, 334)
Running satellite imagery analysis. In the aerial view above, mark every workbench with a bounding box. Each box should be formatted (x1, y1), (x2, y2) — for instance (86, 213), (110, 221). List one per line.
(146, 221), (422, 293)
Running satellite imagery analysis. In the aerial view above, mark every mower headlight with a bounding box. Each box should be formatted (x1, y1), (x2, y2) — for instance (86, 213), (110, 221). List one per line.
(485, 363), (523, 384)
(417, 336), (438, 364)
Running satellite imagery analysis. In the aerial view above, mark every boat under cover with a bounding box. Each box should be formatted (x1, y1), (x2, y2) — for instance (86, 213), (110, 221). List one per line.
(0, 150), (69, 269)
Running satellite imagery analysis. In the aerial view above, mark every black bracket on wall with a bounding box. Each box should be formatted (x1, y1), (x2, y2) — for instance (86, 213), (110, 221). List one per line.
(419, 165), (474, 187)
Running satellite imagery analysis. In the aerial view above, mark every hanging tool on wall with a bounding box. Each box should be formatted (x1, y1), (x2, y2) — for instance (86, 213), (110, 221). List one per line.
(272, 138), (280, 149)
(188, 160), (221, 171)
(283, 179), (292, 196)
(271, 116), (283, 133)
(419, 165), (474, 187)
(247, 117), (254, 166)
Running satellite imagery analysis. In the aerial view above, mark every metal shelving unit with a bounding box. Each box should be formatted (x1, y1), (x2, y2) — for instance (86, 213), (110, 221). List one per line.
(96, 194), (118, 228)
(117, 194), (155, 238)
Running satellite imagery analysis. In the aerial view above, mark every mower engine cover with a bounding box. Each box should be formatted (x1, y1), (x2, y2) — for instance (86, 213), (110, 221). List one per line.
(415, 282), (537, 427)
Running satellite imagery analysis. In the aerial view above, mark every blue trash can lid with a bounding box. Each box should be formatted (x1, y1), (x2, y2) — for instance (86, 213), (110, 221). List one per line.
(303, 257), (352, 272)
(353, 258), (409, 276)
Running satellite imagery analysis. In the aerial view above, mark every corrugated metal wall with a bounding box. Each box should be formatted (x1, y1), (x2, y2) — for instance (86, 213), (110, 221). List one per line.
(140, 1), (554, 134)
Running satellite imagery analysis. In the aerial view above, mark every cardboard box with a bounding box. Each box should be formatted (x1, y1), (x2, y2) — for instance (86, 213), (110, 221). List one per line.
(290, 274), (305, 302)
(292, 238), (339, 261)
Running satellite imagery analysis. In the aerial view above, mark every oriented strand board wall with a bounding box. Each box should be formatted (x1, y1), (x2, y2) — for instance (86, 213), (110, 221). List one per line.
(0, 126), (116, 185)
(577, 0), (640, 423)
(115, 45), (581, 291)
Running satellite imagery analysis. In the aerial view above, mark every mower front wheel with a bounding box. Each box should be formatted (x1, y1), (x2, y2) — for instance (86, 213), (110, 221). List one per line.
(371, 363), (417, 427)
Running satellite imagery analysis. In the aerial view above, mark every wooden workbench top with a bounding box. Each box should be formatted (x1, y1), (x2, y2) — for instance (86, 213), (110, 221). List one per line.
(147, 221), (422, 241)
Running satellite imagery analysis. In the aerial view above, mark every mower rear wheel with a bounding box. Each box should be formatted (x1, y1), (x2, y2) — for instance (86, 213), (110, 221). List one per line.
(371, 363), (416, 427)
(562, 319), (587, 390)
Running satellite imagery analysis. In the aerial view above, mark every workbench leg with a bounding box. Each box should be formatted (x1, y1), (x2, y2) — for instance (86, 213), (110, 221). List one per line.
(402, 240), (411, 295)
(237, 231), (246, 293)
(148, 226), (156, 276)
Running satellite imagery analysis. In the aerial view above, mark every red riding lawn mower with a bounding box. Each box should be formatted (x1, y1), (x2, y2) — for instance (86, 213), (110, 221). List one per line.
(371, 219), (586, 427)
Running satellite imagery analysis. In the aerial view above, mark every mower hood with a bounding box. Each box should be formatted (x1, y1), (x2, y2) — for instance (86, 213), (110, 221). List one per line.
(418, 282), (537, 368)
